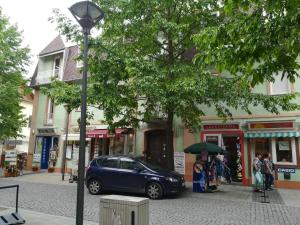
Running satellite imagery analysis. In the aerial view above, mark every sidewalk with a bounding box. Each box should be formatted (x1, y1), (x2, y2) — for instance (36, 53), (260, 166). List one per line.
(1, 171), (76, 186)
(0, 206), (97, 225)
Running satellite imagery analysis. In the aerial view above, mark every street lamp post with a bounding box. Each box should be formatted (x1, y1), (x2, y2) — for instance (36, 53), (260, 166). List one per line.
(69, 2), (104, 225)
(62, 105), (71, 181)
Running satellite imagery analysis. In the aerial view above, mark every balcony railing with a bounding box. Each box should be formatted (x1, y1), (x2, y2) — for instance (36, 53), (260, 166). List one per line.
(35, 68), (61, 85)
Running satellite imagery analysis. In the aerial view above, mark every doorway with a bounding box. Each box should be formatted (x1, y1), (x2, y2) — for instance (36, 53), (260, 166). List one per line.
(90, 138), (110, 160)
(145, 130), (167, 168)
(223, 136), (242, 182)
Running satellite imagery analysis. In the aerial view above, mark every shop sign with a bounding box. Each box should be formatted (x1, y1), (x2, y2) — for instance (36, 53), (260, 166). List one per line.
(249, 121), (294, 130)
(4, 150), (17, 162)
(37, 128), (55, 134)
(277, 168), (295, 173)
(278, 141), (290, 151)
(66, 146), (72, 160)
(4, 140), (23, 145)
(33, 154), (41, 163)
(174, 152), (185, 175)
(203, 124), (239, 130)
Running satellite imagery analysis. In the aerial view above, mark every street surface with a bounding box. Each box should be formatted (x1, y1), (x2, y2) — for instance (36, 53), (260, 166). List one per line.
(0, 174), (300, 225)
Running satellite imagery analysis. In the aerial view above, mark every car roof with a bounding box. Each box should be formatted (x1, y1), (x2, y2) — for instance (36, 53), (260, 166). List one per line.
(94, 155), (137, 160)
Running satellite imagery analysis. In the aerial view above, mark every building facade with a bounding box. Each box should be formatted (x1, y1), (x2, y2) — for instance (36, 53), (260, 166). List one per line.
(135, 76), (300, 189)
(27, 36), (134, 173)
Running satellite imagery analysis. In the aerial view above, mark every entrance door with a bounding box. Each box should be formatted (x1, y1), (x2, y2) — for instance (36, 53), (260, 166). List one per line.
(145, 130), (167, 168)
(40, 137), (52, 169)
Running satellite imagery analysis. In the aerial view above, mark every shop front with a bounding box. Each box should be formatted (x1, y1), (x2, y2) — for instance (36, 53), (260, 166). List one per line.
(87, 128), (134, 161)
(200, 124), (246, 185)
(245, 121), (300, 189)
(31, 128), (60, 170)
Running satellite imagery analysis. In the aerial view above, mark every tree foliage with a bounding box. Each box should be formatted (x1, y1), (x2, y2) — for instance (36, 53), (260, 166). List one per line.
(0, 8), (30, 140)
(50, 0), (299, 169)
(194, 0), (300, 86)
(41, 80), (94, 124)
(41, 80), (81, 113)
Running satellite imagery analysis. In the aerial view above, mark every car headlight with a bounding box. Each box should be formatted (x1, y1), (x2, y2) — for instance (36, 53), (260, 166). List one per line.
(166, 177), (178, 182)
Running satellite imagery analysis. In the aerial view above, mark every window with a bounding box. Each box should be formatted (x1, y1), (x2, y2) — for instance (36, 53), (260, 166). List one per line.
(53, 57), (61, 78)
(120, 158), (143, 170)
(275, 138), (292, 163)
(46, 98), (54, 124)
(95, 157), (105, 167)
(271, 138), (296, 165)
(102, 157), (119, 168)
(270, 75), (291, 95)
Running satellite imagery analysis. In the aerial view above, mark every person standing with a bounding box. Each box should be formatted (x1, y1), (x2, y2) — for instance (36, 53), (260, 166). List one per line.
(193, 157), (206, 193)
(253, 153), (263, 192)
(268, 153), (275, 187)
(263, 153), (273, 191)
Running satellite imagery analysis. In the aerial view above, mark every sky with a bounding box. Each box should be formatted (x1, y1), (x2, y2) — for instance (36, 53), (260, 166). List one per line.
(0, 0), (79, 78)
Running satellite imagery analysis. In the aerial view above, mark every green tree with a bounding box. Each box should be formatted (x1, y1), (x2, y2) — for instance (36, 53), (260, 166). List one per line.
(51, 0), (299, 170)
(41, 80), (94, 124)
(0, 8), (30, 140)
(41, 80), (81, 113)
(194, 0), (300, 86)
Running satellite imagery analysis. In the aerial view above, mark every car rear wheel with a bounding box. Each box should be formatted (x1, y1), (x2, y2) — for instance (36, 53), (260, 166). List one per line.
(146, 182), (163, 200)
(88, 179), (102, 195)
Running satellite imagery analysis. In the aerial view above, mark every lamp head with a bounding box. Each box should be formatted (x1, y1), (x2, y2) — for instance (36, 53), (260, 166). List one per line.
(69, 1), (104, 34)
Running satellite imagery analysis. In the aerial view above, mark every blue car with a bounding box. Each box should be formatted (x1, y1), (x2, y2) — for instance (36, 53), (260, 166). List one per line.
(85, 155), (185, 199)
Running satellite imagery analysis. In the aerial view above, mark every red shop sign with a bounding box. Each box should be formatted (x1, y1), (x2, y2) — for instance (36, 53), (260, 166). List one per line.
(203, 124), (239, 130)
(249, 121), (294, 130)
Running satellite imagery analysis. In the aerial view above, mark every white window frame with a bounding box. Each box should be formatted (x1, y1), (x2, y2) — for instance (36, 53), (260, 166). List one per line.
(204, 134), (222, 147)
(53, 56), (61, 79)
(271, 137), (297, 166)
(269, 75), (292, 95)
(46, 98), (54, 125)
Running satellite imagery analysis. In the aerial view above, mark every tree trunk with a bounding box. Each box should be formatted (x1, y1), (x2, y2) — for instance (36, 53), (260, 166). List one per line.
(165, 110), (174, 170)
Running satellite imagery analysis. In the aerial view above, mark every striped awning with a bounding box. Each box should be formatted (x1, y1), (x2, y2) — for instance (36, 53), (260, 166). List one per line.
(245, 131), (300, 138)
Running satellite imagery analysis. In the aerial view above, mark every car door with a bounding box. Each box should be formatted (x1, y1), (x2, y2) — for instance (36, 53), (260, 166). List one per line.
(118, 157), (148, 192)
(99, 157), (120, 189)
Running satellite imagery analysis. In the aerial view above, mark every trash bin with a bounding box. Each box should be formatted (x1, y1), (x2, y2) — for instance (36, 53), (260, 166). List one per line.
(100, 195), (149, 225)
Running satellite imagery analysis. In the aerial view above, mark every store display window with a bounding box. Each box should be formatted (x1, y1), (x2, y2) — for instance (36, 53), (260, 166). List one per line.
(272, 138), (297, 165)
(275, 138), (293, 163)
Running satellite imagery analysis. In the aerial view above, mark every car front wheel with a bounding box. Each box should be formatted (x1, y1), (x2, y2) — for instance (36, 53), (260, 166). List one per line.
(146, 182), (163, 200)
(88, 179), (102, 195)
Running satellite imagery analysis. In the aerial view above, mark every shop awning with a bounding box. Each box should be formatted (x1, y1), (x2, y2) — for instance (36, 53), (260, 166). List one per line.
(61, 134), (91, 141)
(86, 129), (126, 138)
(244, 131), (300, 138)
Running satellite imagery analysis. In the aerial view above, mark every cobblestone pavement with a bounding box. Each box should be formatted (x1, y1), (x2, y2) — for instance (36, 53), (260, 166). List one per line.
(252, 189), (285, 205)
(0, 178), (300, 225)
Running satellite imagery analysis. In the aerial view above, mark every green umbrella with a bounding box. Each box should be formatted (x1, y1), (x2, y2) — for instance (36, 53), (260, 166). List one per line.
(184, 142), (227, 154)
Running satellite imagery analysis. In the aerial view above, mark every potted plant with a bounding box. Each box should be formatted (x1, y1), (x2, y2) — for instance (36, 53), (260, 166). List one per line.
(48, 167), (55, 173)
(32, 165), (39, 172)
